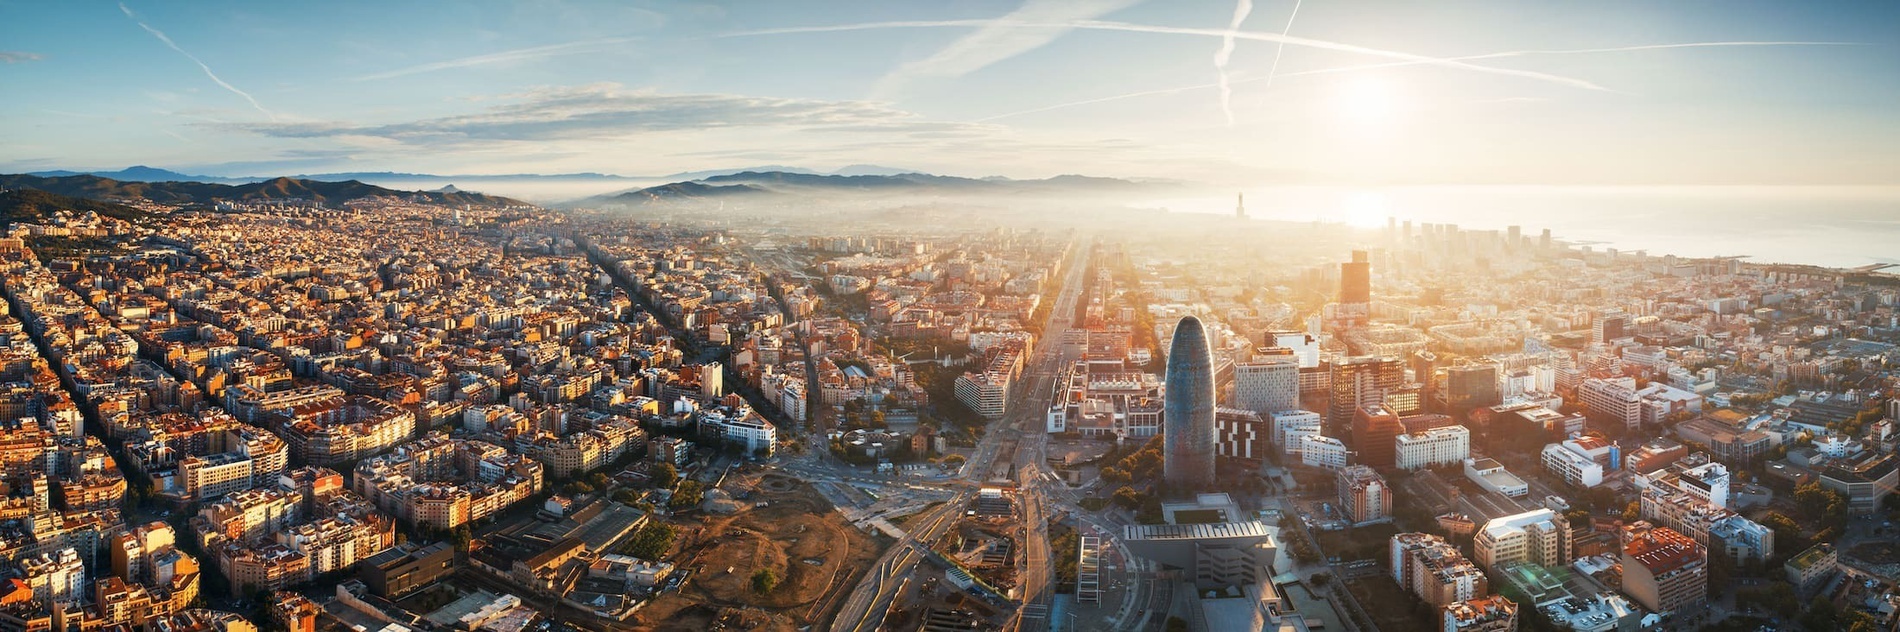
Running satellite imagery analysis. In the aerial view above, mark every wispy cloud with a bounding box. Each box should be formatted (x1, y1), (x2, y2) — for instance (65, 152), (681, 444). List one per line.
(0, 52), (43, 64)
(872, 0), (1139, 98)
(978, 81), (1219, 121)
(980, 40), (1859, 121)
(231, 83), (999, 144)
(1212, 0), (1253, 125)
(118, 2), (275, 120)
(727, 19), (1609, 92)
(357, 37), (643, 81)
(1273, 40), (1866, 82)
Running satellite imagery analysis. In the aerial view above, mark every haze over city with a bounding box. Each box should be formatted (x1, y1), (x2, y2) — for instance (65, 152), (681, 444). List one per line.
(1, 2), (1898, 632)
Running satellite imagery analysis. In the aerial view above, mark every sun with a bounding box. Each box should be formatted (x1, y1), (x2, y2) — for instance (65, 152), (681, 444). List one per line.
(1341, 191), (1390, 228)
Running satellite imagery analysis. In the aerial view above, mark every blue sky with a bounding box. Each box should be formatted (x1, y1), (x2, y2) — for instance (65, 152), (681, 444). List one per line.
(1, 0), (1895, 184)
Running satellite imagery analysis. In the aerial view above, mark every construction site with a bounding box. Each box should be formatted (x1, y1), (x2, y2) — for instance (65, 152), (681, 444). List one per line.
(634, 472), (886, 631)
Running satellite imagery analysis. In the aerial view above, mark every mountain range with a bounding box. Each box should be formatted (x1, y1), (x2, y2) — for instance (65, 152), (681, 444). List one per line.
(25, 164), (922, 186)
(574, 170), (1163, 207)
(11, 165), (1171, 209)
(0, 173), (523, 208)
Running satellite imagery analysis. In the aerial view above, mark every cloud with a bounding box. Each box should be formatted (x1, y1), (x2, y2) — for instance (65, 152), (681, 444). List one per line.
(119, 3), (275, 120)
(231, 84), (999, 144)
(727, 18), (1608, 92)
(979, 40), (1859, 121)
(873, 0), (1140, 97)
(357, 36), (643, 81)
(0, 52), (43, 64)
(1273, 40), (1865, 82)
(1212, 0), (1252, 125)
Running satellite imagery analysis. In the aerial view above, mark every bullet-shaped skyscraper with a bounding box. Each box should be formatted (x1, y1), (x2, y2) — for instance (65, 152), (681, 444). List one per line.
(1164, 316), (1217, 491)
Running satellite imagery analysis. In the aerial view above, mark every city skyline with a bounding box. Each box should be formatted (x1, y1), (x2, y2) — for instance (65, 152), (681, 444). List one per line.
(2, 1), (1897, 185)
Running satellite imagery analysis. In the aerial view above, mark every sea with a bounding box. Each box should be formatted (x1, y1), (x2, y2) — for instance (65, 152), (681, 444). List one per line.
(1149, 185), (1900, 269)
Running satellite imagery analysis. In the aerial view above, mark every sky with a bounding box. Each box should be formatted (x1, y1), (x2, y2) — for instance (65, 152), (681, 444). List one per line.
(1, 0), (1896, 185)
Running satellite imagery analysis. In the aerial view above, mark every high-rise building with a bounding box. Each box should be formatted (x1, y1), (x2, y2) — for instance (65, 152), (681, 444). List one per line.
(1337, 465), (1393, 523)
(1621, 525), (1708, 614)
(1594, 311), (1629, 344)
(1337, 251), (1372, 327)
(1164, 316), (1217, 491)
(1233, 351), (1300, 415)
(1352, 405), (1405, 468)
(1444, 364), (1500, 415)
(1329, 356), (1405, 432)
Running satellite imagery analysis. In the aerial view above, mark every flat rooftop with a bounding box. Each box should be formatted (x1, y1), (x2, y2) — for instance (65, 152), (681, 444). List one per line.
(1125, 520), (1273, 541)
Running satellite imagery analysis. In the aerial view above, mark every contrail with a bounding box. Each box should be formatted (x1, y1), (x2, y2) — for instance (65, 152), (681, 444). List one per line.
(358, 36), (643, 81)
(1213, 0), (1253, 125)
(725, 19), (1608, 92)
(119, 3), (275, 120)
(979, 40), (1860, 121)
(1261, 0), (1304, 90)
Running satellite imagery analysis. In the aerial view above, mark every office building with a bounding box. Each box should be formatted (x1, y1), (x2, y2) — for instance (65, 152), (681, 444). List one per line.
(1329, 357), (1405, 432)
(1542, 442), (1607, 489)
(1121, 493), (1277, 591)
(1395, 425), (1471, 470)
(359, 542), (453, 599)
(1352, 405), (1405, 468)
(1233, 353), (1300, 416)
(1594, 312), (1628, 344)
(1215, 407), (1265, 463)
(1473, 509), (1572, 573)
(1271, 410), (1322, 456)
(1301, 435), (1348, 470)
(1163, 316), (1217, 491)
(1337, 250), (1371, 327)
(1444, 364), (1501, 415)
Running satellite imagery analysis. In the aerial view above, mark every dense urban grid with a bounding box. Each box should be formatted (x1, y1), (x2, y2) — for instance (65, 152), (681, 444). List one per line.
(0, 186), (1895, 632)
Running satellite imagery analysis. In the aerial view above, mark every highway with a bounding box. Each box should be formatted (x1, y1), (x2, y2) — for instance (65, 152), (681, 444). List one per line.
(826, 234), (1092, 632)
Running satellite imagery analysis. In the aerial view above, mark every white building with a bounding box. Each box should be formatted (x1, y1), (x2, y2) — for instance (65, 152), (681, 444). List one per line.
(1271, 410), (1323, 456)
(1577, 377), (1642, 429)
(1473, 509), (1571, 573)
(1465, 458), (1530, 497)
(1394, 426), (1471, 470)
(1233, 356), (1300, 416)
(1301, 435), (1349, 470)
(1542, 442), (1606, 488)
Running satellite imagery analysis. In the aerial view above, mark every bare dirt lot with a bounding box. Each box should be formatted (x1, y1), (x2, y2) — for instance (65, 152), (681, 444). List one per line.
(636, 473), (886, 631)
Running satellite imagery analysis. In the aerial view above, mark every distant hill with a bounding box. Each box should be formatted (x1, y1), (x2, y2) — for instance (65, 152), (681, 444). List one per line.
(589, 181), (772, 205)
(27, 165), (254, 185)
(0, 173), (525, 208)
(572, 170), (1158, 207)
(0, 188), (151, 225)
